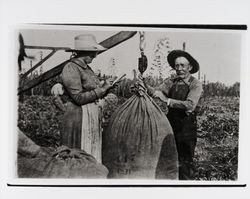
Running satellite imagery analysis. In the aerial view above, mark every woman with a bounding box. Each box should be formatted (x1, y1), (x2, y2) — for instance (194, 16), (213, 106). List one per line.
(60, 34), (112, 162)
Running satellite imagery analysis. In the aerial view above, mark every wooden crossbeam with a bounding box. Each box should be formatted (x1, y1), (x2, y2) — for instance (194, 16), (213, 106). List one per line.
(21, 50), (56, 80)
(18, 31), (137, 95)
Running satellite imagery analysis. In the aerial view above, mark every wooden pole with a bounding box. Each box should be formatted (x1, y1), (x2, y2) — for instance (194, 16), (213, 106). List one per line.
(183, 42), (186, 51)
(30, 60), (33, 96)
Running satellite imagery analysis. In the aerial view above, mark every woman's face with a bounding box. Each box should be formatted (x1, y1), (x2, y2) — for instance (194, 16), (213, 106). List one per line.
(78, 51), (98, 64)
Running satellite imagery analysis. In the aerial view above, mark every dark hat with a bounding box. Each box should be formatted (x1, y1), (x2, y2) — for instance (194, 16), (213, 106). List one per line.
(167, 50), (199, 74)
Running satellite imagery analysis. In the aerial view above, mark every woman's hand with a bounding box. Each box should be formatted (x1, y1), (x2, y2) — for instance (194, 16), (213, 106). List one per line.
(138, 73), (144, 80)
(100, 78), (113, 95)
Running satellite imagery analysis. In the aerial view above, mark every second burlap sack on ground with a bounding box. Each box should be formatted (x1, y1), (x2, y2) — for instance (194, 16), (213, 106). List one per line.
(103, 81), (178, 179)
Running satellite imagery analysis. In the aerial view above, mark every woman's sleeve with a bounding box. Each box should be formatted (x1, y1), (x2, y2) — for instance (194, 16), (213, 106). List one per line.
(62, 63), (104, 106)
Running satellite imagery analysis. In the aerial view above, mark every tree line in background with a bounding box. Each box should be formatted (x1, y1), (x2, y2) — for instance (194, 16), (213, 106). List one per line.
(19, 36), (240, 99)
(19, 71), (240, 99)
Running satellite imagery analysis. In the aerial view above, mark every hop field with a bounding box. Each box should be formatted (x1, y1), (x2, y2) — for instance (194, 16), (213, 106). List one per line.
(194, 97), (239, 180)
(18, 95), (239, 180)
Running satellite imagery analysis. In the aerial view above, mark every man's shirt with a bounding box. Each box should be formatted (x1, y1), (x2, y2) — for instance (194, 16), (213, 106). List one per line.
(147, 75), (203, 112)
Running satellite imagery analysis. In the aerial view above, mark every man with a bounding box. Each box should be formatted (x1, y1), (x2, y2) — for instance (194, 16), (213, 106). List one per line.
(145, 50), (203, 180)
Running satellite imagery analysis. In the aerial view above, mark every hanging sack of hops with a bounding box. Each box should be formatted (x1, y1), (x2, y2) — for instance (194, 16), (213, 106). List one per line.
(102, 80), (178, 179)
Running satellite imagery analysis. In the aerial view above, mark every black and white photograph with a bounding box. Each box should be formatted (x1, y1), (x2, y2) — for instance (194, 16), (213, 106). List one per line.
(16, 25), (242, 181)
(1, 1), (250, 199)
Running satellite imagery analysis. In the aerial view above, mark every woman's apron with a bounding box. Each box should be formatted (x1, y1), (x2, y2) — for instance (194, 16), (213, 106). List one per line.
(81, 102), (102, 163)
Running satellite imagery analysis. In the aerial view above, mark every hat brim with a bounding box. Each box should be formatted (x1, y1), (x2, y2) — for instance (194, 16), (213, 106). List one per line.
(167, 50), (199, 74)
(65, 44), (107, 52)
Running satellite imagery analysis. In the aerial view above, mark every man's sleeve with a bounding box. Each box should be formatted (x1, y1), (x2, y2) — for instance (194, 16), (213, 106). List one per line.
(169, 80), (203, 111)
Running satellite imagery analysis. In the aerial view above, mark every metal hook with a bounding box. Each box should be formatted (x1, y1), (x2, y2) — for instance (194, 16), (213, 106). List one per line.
(139, 31), (146, 52)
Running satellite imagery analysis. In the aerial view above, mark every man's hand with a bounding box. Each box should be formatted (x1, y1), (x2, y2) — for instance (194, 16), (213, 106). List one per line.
(153, 90), (169, 103)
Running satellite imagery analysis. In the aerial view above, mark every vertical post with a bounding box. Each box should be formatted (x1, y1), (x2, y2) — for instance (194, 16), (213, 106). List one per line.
(30, 60), (33, 96)
(39, 51), (44, 96)
(132, 69), (137, 81)
(39, 51), (43, 74)
(109, 57), (116, 77)
(202, 74), (206, 101)
(183, 42), (186, 51)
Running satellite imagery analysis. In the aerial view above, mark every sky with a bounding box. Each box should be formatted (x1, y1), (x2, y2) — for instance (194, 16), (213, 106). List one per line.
(19, 26), (243, 86)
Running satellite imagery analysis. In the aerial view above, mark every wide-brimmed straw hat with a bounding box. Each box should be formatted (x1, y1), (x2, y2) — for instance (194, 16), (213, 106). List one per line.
(66, 34), (106, 52)
(167, 50), (199, 74)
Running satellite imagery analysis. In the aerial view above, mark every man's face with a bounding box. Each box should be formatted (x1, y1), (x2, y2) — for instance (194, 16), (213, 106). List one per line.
(174, 56), (193, 78)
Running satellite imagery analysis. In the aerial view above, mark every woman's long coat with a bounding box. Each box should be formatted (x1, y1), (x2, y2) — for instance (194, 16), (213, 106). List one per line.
(61, 57), (103, 162)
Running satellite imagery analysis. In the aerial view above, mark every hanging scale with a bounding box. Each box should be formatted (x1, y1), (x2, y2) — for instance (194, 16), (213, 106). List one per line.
(138, 31), (148, 74)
